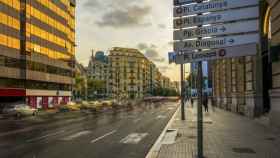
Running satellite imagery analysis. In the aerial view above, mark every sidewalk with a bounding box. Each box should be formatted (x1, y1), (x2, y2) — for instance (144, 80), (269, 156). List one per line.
(147, 102), (280, 158)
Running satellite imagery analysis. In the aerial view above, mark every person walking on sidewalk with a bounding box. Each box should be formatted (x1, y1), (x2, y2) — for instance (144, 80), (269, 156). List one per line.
(190, 97), (194, 108)
(203, 93), (208, 112)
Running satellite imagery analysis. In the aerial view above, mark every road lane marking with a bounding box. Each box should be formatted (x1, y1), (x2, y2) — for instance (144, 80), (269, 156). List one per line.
(62, 130), (92, 141)
(133, 118), (141, 123)
(120, 133), (148, 144)
(156, 115), (167, 119)
(26, 130), (65, 143)
(90, 130), (117, 144)
(145, 103), (180, 158)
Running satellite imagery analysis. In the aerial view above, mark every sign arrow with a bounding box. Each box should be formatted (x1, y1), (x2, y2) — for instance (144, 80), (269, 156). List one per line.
(220, 26), (226, 32)
(174, 20), (259, 40)
(175, 44), (258, 64)
(174, 33), (259, 51)
(228, 39), (235, 44)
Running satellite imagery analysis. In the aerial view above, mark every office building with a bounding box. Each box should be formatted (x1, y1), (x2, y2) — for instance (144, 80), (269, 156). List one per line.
(0, 0), (76, 108)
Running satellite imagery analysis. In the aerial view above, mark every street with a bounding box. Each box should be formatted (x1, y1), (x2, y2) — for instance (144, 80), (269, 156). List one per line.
(0, 101), (178, 158)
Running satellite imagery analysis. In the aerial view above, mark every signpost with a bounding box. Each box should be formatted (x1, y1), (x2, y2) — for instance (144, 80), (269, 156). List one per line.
(174, 20), (259, 40)
(174, 0), (259, 17)
(174, 6), (259, 29)
(173, 0), (196, 6)
(174, 33), (259, 51)
(172, 0), (260, 158)
(175, 43), (258, 63)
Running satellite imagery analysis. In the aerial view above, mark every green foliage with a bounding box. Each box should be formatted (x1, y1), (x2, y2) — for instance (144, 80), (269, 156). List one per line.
(153, 87), (179, 96)
(87, 78), (107, 99)
(74, 75), (87, 99)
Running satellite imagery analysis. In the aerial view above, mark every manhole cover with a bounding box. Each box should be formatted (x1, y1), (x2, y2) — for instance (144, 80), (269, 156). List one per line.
(189, 126), (196, 129)
(232, 148), (256, 154)
(187, 135), (197, 139)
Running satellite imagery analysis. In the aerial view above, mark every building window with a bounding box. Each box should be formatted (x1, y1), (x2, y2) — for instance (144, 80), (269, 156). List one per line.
(271, 45), (280, 62)
(0, 56), (4, 66)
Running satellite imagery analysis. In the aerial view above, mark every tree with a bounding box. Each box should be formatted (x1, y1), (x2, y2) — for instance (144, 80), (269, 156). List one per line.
(87, 78), (106, 99)
(74, 75), (87, 99)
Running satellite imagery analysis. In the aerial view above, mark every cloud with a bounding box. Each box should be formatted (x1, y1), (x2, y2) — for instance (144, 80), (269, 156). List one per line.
(83, 0), (152, 28)
(158, 24), (166, 29)
(137, 43), (149, 50)
(83, 0), (102, 10)
(168, 41), (173, 46)
(158, 66), (171, 73)
(96, 5), (152, 28)
(137, 43), (165, 62)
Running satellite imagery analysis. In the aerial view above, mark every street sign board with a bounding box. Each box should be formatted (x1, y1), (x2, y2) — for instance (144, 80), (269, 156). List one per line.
(174, 33), (259, 51)
(168, 52), (176, 63)
(174, 20), (259, 40)
(174, 0), (196, 6)
(174, 0), (259, 17)
(174, 6), (259, 29)
(175, 43), (257, 64)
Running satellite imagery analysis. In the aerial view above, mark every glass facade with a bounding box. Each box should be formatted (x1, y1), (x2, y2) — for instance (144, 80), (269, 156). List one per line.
(25, 0), (75, 60)
(0, 0), (76, 105)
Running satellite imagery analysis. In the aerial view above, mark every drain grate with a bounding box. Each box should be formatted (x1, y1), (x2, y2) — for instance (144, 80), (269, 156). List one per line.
(232, 148), (256, 154)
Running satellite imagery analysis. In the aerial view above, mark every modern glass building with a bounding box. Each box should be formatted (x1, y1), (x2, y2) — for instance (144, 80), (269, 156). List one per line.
(0, 0), (76, 109)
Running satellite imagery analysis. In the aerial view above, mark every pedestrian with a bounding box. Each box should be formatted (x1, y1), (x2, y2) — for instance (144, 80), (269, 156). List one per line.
(203, 93), (208, 112)
(191, 97), (194, 108)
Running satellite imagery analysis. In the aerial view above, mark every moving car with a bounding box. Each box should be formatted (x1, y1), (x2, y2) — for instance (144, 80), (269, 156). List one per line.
(2, 103), (38, 118)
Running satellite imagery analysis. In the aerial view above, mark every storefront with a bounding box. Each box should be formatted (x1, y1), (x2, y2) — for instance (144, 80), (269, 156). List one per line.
(25, 89), (71, 109)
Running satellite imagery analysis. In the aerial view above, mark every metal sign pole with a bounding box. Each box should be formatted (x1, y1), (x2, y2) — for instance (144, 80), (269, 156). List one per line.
(196, 1), (203, 157)
(197, 61), (203, 158)
(181, 63), (186, 120)
(179, 1), (185, 121)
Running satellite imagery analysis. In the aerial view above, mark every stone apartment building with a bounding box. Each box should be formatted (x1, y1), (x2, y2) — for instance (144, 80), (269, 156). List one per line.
(210, 0), (280, 129)
(107, 47), (172, 99)
(87, 51), (108, 96)
(108, 47), (149, 99)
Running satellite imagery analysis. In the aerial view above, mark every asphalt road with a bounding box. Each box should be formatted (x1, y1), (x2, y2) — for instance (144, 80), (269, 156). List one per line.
(0, 101), (178, 158)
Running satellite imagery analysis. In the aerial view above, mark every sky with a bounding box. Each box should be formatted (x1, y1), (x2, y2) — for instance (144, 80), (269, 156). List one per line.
(75, 0), (180, 81)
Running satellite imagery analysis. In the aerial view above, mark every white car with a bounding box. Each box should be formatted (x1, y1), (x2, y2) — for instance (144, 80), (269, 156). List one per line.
(2, 103), (38, 118)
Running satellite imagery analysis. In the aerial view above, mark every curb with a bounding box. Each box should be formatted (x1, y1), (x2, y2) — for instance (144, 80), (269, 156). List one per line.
(145, 102), (181, 158)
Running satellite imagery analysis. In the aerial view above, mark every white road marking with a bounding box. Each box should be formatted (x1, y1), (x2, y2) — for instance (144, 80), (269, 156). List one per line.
(62, 130), (92, 141)
(90, 130), (117, 144)
(26, 130), (65, 142)
(120, 133), (148, 144)
(133, 118), (141, 123)
(156, 115), (167, 119)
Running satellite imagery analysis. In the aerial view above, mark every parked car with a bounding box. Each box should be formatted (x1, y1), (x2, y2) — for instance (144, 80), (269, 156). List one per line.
(2, 103), (38, 118)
